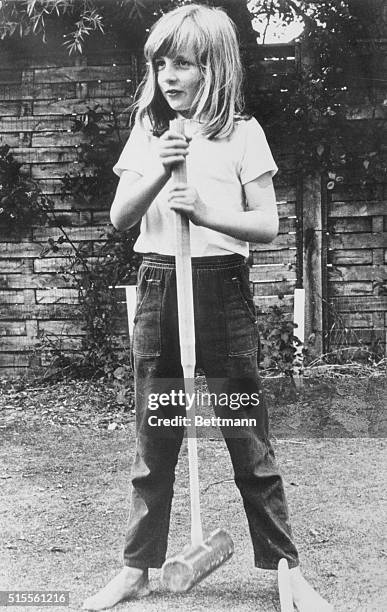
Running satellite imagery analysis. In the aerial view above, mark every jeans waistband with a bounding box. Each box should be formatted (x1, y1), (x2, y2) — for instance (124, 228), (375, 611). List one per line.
(141, 253), (246, 271)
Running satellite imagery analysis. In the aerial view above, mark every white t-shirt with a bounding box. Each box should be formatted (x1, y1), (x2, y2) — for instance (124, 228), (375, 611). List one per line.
(113, 117), (278, 257)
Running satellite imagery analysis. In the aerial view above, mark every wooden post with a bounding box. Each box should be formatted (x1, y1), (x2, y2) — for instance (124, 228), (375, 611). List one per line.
(302, 175), (324, 357)
(300, 32), (325, 358)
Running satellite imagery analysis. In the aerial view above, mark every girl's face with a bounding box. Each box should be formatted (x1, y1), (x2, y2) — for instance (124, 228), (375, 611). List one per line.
(155, 51), (202, 118)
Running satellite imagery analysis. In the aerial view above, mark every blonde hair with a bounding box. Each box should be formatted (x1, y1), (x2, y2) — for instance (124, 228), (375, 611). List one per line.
(133, 3), (244, 139)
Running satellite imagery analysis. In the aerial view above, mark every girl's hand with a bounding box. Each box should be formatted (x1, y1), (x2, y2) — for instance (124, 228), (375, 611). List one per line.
(157, 130), (190, 175)
(168, 184), (209, 227)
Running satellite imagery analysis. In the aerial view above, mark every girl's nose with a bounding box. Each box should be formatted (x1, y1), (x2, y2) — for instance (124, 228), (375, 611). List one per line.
(163, 60), (177, 82)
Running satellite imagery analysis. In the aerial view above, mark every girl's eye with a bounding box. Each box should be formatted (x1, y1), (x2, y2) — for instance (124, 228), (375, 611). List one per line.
(153, 57), (192, 71)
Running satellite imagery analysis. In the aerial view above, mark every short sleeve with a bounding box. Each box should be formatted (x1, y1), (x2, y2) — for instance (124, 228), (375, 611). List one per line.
(112, 121), (150, 177)
(239, 117), (278, 185)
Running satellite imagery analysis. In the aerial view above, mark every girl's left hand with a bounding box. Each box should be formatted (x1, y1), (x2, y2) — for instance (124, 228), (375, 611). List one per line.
(168, 183), (209, 226)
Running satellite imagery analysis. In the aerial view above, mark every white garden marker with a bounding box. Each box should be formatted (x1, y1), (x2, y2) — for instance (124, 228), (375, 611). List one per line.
(115, 285), (137, 342)
(293, 288), (305, 377)
(124, 285), (137, 342)
(278, 558), (295, 612)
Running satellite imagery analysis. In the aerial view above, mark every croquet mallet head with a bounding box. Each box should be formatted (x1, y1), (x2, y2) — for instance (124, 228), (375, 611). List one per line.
(161, 528), (234, 593)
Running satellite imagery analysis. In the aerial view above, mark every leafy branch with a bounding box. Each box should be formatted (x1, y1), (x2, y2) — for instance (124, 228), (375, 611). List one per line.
(0, 144), (52, 232)
(39, 107), (140, 378)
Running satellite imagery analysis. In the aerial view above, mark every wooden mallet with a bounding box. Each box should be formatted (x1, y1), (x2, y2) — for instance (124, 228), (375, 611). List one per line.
(161, 119), (234, 593)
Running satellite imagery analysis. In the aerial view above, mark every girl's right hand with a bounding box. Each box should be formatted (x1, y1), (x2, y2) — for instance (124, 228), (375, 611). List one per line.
(157, 130), (189, 174)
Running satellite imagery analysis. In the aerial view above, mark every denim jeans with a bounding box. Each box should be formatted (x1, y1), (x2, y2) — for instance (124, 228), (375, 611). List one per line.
(123, 253), (299, 570)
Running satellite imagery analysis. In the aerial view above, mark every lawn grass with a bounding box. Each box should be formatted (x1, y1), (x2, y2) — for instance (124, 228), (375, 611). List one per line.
(0, 378), (386, 611)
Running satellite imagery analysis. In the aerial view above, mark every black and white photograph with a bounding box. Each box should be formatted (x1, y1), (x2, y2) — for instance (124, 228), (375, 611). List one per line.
(0, 1), (386, 611)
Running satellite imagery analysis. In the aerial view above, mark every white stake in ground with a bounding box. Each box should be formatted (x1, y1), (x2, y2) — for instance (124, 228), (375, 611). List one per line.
(293, 287), (305, 380)
(278, 558), (295, 611)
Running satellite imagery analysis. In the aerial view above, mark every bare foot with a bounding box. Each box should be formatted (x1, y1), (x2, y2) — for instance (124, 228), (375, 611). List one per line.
(82, 567), (151, 611)
(289, 567), (334, 612)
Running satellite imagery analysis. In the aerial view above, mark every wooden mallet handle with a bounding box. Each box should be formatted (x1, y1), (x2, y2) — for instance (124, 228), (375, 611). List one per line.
(170, 118), (202, 546)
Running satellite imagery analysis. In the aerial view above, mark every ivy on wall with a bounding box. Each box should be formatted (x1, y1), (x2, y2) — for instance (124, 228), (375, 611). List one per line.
(0, 144), (50, 232)
(41, 108), (141, 378)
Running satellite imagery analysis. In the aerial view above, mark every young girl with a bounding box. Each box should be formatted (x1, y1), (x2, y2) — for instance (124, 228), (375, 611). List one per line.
(83, 5), (333, 611)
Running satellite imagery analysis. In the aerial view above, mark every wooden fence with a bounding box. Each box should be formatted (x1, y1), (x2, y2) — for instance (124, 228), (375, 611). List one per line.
(326, 39), (387, 357)
(0, 35), (385, 377)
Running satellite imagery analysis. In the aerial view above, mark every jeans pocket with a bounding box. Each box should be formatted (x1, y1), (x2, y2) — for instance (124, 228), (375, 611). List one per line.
(133, 270), (162, 357)
(224, 275), (258, 357)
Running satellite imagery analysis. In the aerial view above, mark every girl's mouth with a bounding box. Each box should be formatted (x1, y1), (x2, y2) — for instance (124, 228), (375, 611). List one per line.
(165, 90), (182, 97)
